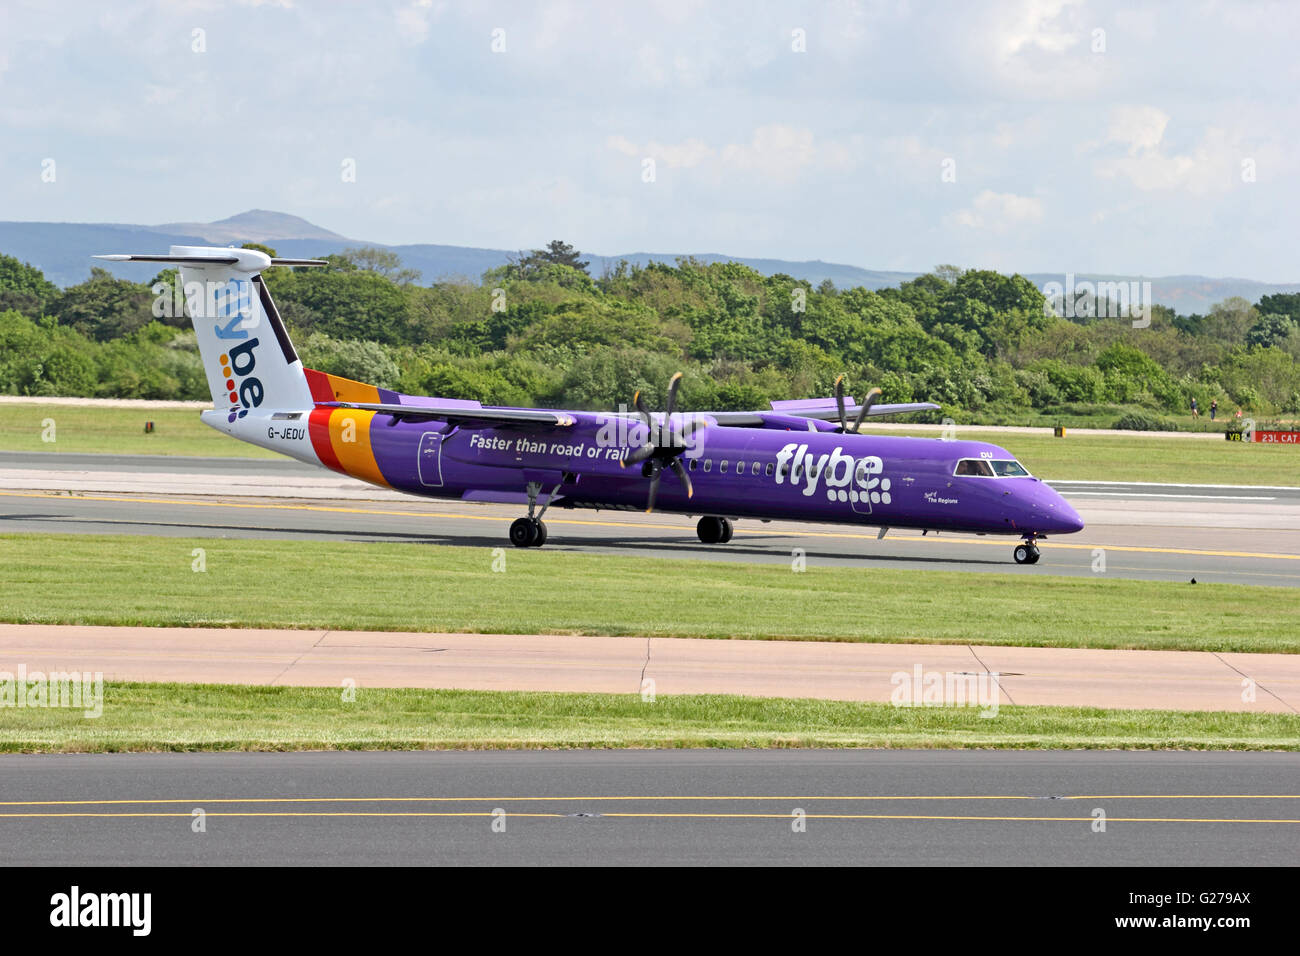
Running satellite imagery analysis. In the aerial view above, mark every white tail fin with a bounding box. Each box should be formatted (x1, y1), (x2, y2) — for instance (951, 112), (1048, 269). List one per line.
(96, 246), (324, 419)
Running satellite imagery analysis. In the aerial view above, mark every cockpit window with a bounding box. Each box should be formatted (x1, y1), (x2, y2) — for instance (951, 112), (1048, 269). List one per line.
(990, 459), (1031, 477)
(954, 458), (1031, 478)
(954, 459), (995, 477)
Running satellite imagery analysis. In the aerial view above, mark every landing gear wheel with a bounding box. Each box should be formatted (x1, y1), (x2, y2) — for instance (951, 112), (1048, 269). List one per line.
(532, 520), (548, 547)
(510, 517), (539, 548)
(1013, 543), (1040, 565)
(697, 516), (725, 544)
(719, 518), (734, 543)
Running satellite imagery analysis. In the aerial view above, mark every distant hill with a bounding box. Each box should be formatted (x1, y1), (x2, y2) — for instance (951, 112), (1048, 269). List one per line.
(152, 209), (347, 245)
(3, 210), (1296, 313)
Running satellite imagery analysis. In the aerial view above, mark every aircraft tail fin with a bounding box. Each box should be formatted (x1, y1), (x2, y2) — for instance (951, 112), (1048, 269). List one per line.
(95, 246), (325, 420)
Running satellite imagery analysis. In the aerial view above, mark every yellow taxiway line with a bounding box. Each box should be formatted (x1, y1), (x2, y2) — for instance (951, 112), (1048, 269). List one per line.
(2, 489), (1296, 562)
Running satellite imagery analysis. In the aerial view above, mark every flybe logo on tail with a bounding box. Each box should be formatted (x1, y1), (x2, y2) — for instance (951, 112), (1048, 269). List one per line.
(218, 339), (263, 422)
(209, 280), (265, 423)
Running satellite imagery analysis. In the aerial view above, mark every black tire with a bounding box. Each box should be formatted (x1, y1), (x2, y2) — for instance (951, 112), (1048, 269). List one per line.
(697, 516), (724, 544)
(1026, 546), (1040, 564)
(533, 520), (548, 547)
(719, 518), (734, 543)
(509, 517), (537, 548)
(1013, 543), (1032, 564)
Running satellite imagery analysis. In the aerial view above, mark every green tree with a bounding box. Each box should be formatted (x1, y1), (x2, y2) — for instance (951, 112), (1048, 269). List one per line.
(51, 268), (154, 341)
(0, 254), (60, 317)
(521, 240), (589, 275)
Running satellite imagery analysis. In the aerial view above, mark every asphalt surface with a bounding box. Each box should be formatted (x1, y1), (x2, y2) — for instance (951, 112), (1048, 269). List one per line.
(2, 450), (1298, 585)
(2, 750), (1295, 866)
(2, 486), (1298, 586)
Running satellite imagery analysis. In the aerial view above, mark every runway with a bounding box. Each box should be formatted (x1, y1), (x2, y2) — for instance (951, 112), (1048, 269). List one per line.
(1, 450), (1298, 584)
(2, 750), (1295, 866)
(1, 492), (1298, 586)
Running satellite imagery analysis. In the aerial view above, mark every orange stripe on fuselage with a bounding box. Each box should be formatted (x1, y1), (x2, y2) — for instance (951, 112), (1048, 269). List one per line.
(327, 409), (389, 487)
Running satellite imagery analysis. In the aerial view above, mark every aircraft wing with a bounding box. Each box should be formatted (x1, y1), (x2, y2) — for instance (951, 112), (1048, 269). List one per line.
(704, 401), (940, 426)
(780, 401), (941, 421)
(322, 402), (576, 427)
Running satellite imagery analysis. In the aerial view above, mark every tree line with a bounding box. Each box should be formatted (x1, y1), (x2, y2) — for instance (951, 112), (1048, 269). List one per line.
(2, 241), (1298, 426)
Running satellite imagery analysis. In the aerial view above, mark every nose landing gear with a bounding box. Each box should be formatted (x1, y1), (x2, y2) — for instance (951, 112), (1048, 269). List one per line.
(1013, 538), (1041, 564)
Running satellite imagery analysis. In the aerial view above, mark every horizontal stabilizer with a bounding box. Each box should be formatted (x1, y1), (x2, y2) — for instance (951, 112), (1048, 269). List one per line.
(94, 254), (326, 267)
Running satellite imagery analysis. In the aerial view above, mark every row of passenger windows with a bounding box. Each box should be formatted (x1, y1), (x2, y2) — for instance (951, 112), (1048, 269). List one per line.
(678, 455), (1030, 480)
(686, 458), (841, 480)
(687, 458), (776, 477)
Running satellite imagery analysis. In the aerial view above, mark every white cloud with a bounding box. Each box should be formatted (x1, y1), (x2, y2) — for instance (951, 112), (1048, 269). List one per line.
(950, 190), (1045, 231)
(395, 0), (442, 45)
(994, 0), (1085, 59)
(719, 125), (817, 179)
(1106, 106), (1170, 155)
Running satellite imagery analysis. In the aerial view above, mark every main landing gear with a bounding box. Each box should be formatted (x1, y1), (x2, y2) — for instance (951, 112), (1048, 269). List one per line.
(510, 480), (561, 548)
(1013, 538), (1041, 565)
(696, 516), (734, 544)
(509, 517), (547, 548)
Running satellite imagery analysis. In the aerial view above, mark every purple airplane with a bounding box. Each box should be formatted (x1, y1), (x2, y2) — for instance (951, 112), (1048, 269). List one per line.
(97, 247), (1084, 564)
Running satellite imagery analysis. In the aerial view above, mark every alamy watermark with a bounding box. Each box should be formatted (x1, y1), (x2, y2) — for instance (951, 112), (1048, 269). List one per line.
(1042, 273), (1151, 328)
(891, 664), (1000, 717)
(0, 665), (103, 718)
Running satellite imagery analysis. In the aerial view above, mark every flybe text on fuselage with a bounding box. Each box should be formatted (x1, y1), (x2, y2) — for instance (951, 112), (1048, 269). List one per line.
(774, 441), (891, 504)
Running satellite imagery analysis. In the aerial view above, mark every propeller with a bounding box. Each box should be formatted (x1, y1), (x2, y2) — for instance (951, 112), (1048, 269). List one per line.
(834, 376), (883, 433)
(620, 372), (706, 512)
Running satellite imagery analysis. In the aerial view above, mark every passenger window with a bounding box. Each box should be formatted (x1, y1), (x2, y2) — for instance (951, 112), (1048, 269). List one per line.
(752, 462), (761, 476)
(792, 464), (802, 480)
(703, 459), (712, 473)
(736, 461), (744, 473)
(689, 458), (698, 471)
(765, 463), (774, 476)
(720, 460), (729, 474)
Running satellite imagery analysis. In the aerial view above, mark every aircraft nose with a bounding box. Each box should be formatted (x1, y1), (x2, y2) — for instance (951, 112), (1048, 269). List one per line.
(1037, 487), (1084, 533)
(1056, 499), (1085, 533)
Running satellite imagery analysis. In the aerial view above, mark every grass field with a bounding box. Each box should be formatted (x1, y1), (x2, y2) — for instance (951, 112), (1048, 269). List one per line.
(2, 682), (1296, 752)
(4, 401), (1296, 485)
(0, 403), (278, 458)
(1, 533), (1294, 654)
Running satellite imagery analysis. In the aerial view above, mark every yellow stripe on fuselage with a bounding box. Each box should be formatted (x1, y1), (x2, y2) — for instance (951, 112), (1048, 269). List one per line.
(328, 409), (389, 487)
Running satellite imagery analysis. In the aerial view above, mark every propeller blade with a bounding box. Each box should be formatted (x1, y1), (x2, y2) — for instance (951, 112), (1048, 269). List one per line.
(621, 443), (656, 468)
(633, 390), (652, 430)
(668, 456), (694, 499)
(664, 372), (683, 421)
(670, 415), (709, 452)
(834, 375), (848, 432)
(645, 459), (663, 513)
(850, 387), (883, 433)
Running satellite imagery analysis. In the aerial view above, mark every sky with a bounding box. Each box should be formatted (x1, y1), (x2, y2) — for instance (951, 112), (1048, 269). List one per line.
(1, 0), (1297, 279)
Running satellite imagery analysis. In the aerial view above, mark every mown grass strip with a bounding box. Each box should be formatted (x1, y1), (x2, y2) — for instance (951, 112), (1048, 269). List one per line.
(2, 683), (1297, 752)
(0, 533), (1295, 654)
